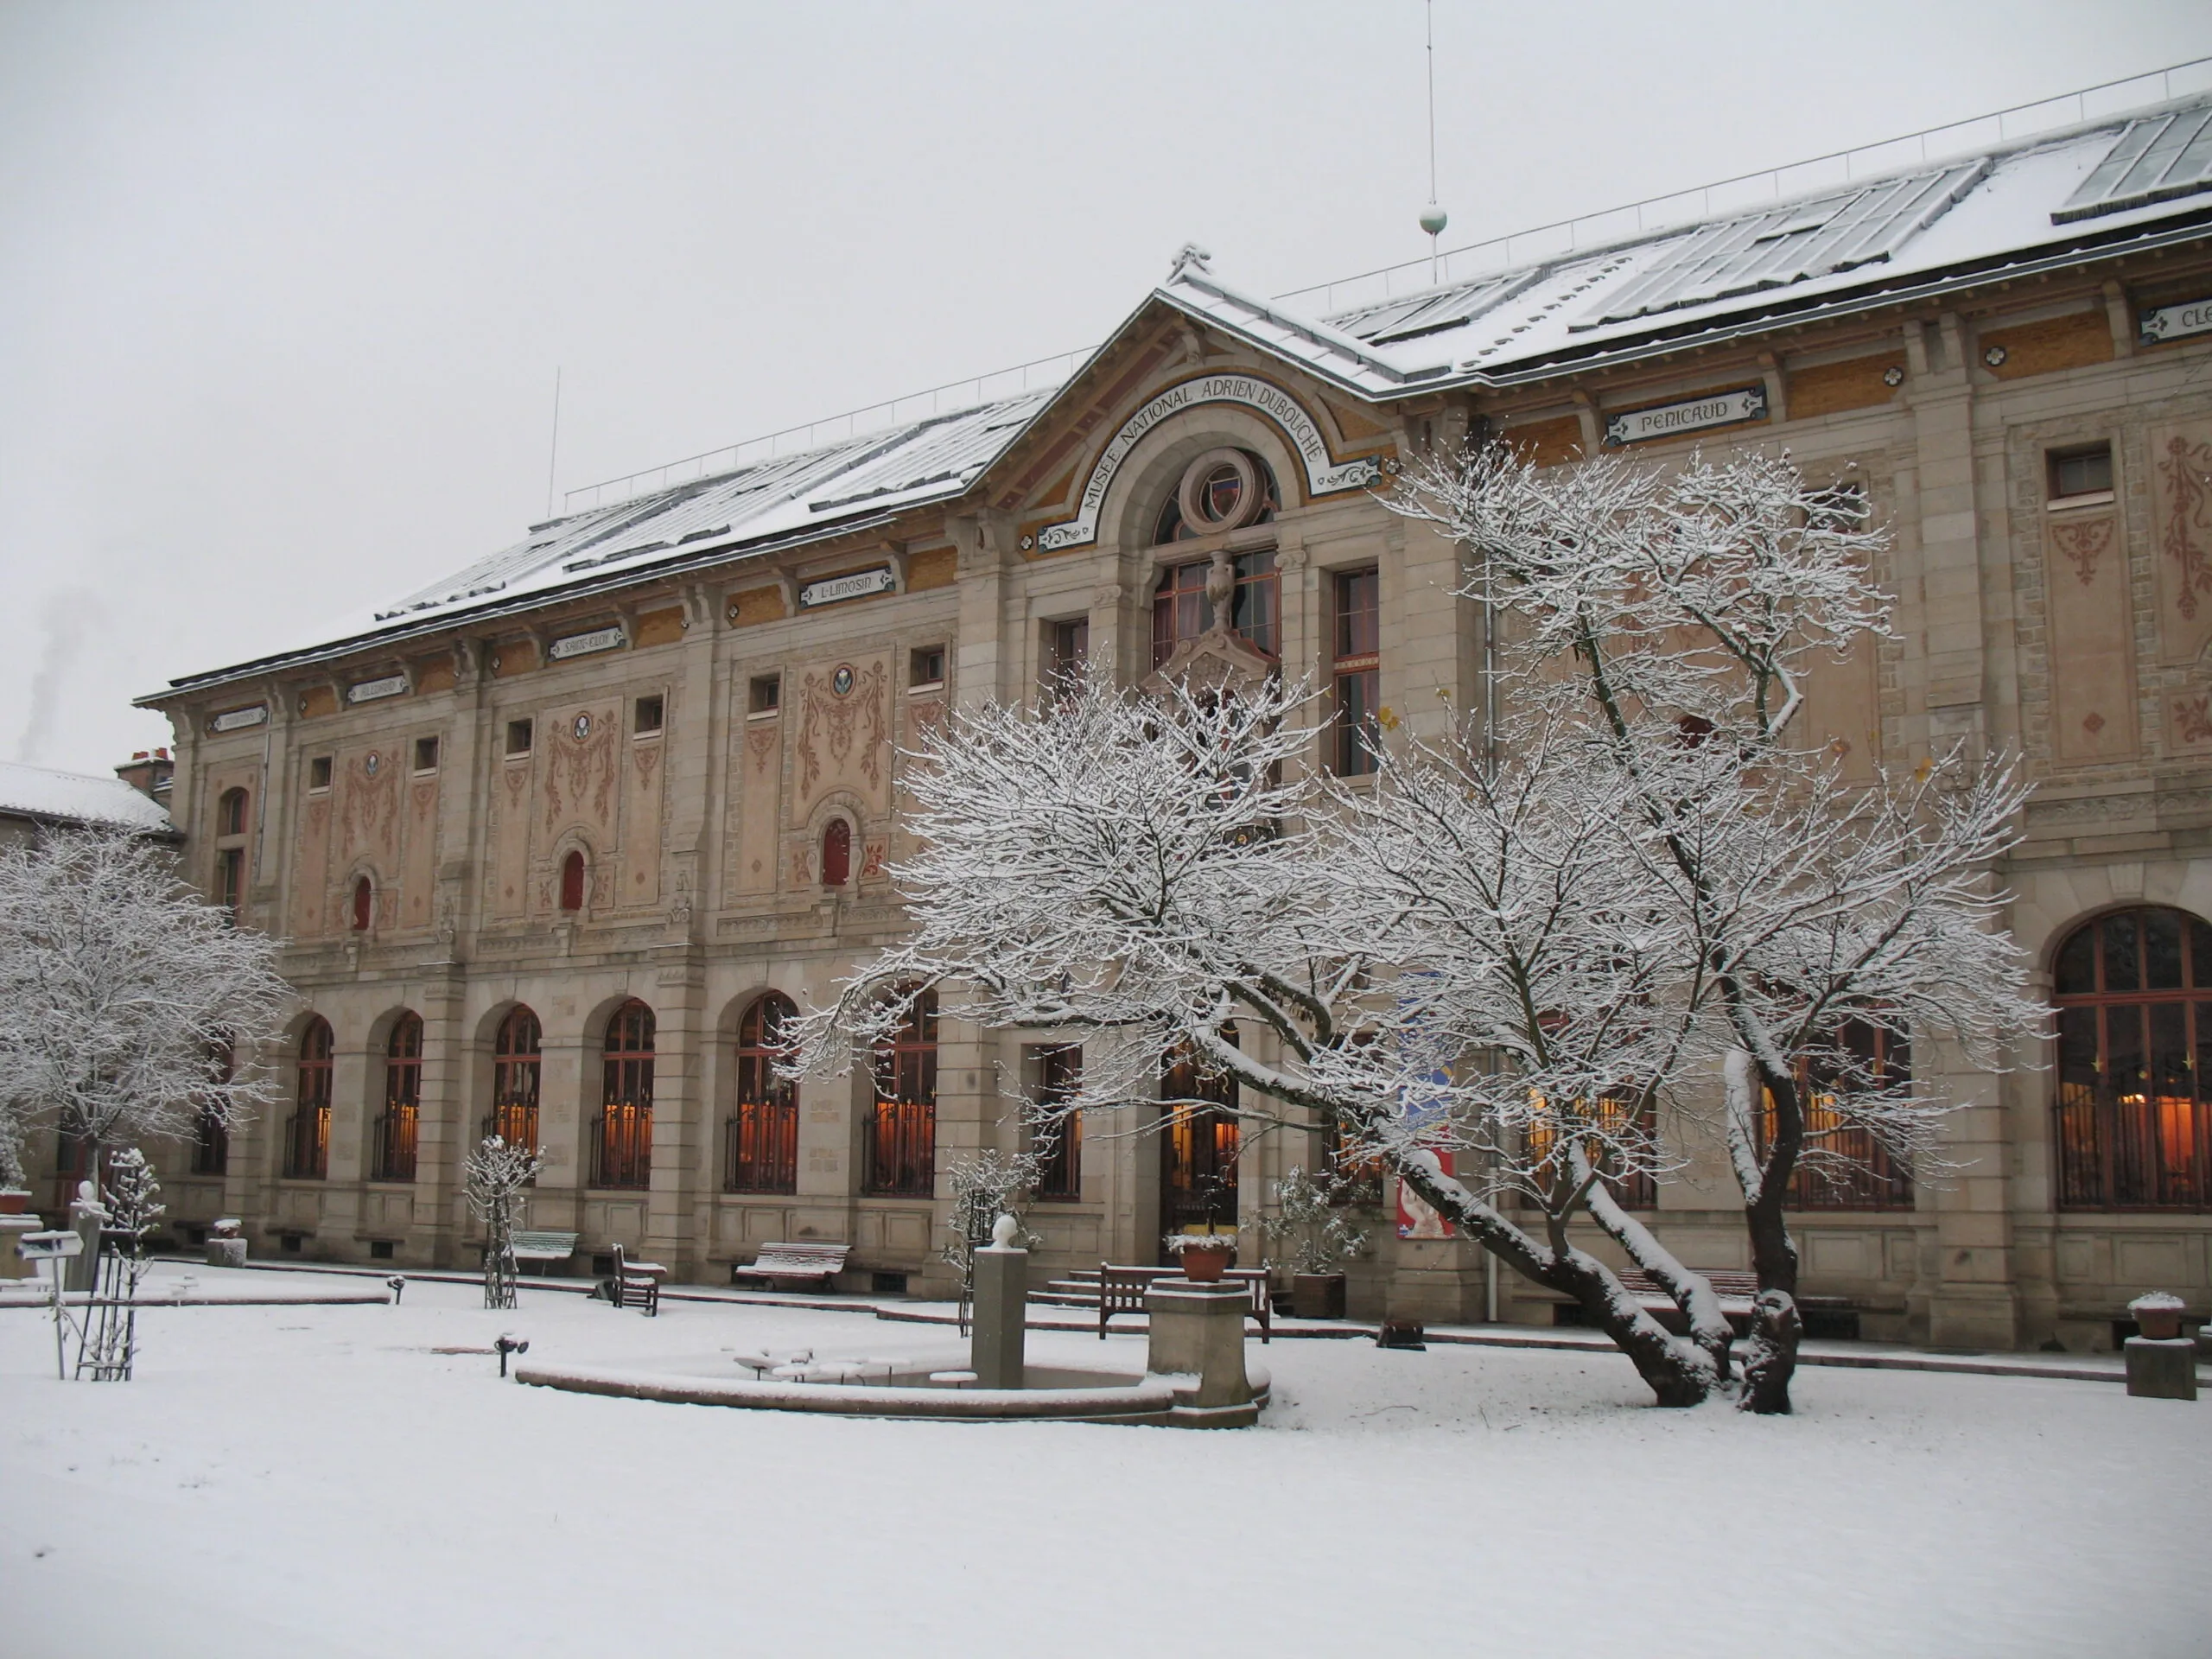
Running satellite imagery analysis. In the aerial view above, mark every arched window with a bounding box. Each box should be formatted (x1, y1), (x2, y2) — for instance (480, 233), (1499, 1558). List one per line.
(373, 1013), (423, 1182)
(218, 788), (248, 837)
(594, 1000), (654, 1189)
(2055, 906), (2212, 1210)
(821, 819), (851, 887)
(1161, 1028), (1240, 1248)
(351, 875), (373, 932)
(1152, 448), (1278, 544)
(728, 993), (799, 1193)
(487, 1007), (542, 1152)
(867, 988), (937, 1196)
(560, 849), (586, 912)
(287, 1018), (333, 1179)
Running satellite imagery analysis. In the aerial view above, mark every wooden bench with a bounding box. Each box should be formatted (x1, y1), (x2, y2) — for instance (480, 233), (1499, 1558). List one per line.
(731, 1242), (849, 1293)
(1094, 1264), (1270, 1343)
(1614, 1268), (1857, 1338)
(509, 1230), (579, 1275)
(609, 1242), (664, 1316)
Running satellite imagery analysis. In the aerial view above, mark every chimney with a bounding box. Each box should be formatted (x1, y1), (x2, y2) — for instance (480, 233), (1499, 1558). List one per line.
(116, 748), (175, 800)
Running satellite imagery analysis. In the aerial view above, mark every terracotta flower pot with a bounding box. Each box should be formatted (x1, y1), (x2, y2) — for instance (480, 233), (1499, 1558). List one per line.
(1179, 1243), (1234, 1282)
(0, 1190), (29, 1217)
(2133, 1301), (2185, 1340)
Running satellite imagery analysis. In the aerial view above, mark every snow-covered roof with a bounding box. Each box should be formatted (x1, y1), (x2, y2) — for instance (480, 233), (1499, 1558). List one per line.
(0, 760), (175, 836)
(1166, 93), (2212, 393)
(154, 86), (2212, 701)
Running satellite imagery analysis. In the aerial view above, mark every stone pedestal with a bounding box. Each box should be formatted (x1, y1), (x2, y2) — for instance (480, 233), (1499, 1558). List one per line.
(2124, 1336), (2199, 1401)
(1146, 1278), (1256, 1427)
(969, 1243), (1028, 1389)
(205, 1237), (248, 1269)
(0, 1213), (39, 1281)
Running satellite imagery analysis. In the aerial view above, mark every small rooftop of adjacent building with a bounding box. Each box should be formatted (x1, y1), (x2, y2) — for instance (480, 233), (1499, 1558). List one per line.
(0, 758), (176, 836)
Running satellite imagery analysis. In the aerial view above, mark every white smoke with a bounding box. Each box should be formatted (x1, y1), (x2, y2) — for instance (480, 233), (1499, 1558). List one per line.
(14, 588), (105, 765)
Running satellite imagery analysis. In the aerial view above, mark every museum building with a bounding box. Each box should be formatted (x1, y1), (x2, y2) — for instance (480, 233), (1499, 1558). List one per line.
(124, 81), (2212, 1351)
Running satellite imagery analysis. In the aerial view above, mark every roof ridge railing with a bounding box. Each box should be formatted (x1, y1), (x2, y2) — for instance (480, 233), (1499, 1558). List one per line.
(561, 344), (1095, 514)
(1276, 55), (2212, 318)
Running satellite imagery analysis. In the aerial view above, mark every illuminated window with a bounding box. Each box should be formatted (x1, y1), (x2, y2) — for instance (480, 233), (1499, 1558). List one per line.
(373, 1013), (423, 1182)
(594, 1000), (655, 1189)
(728, 994), (799, 1194)
(288, 1018), (333, 1179)
(1027, 1045), (1083, 1200)
(867, 989), (937, 1197)
(487, 1007), (541, 1153)
(2054, 906), (2212, 1211)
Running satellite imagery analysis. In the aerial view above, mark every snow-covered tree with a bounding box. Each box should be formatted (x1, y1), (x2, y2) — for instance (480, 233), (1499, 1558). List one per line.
(0, 827), (293, 1186)
(1382, 444), (2042, 1409)
(465, 1135), (544, 1311)
(938, 1146), (1044, 1332)
(797, 448), (2037, 1412)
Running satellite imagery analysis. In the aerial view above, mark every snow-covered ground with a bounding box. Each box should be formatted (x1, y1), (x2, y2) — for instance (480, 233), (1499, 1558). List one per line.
(3, 1263), (2207, 1658)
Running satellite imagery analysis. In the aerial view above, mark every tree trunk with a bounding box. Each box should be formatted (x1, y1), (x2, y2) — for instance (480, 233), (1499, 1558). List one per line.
(1740, 1183), (1802, 1414)
(1738, 1288), (1802, 1415)
(1395, 1154), (1717, 1408)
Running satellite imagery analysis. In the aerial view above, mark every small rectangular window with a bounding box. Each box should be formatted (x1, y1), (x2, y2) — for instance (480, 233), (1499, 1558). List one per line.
(505, 719), (533, 757)
(2049, 442), (2113, 502)
(412, 736), (440, 772)
(748, 675), (781, 715)
(1044, 618), (1089, 693)
(910, 645), (945, 689)
(308, 756), (333, 791)
(1333, 569), (1382, 778)
(633, 695), (664, 735)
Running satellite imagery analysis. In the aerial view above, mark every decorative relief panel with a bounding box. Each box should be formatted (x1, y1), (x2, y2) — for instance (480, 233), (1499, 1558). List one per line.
(620, 736), (664, 908)
(2151, 419), (2212, 665)
(2043, 509), (2139, 765)
(792, 655), (890, 821)
(490, 760), (531, 919)
(734, 703), (782, 898)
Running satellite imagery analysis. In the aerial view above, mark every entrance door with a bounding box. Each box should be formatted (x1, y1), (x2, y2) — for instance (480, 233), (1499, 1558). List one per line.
(1160, 1033), (1239, 1261)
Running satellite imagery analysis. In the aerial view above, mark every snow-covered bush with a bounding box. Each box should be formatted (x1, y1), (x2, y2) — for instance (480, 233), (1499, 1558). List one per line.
(1255, 1166), (1368, 1276)
(465, 1135), (543, 1311)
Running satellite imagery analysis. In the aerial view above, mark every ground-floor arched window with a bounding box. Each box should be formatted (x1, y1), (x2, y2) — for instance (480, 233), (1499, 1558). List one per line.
(373, 1014), (423, 1181)
(488, 1007), (541, 1152)
(866, 989), (936, 1197)
(2055, 906), (2212, 1211)
(594, 1000), (654, 1189)
(728, 993), (799, 1193)
(288, 1018), (333, 1179)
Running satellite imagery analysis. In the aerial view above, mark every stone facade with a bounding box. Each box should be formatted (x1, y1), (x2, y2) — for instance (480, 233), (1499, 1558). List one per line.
(127, 100), (2212, 1351)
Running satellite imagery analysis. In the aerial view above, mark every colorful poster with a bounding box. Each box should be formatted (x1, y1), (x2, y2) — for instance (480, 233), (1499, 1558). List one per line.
(1395, 1151), (1456, 1239)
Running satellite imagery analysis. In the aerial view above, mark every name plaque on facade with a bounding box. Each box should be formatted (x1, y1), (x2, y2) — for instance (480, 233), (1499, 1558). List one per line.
(2139, 296), (2212, 346)
(346, 674), (409, 705)
(1037, 373), (1382, 553)
(548, 625), (626, 661)
(798, 566), (896, 608)
(209, 704), (268, 734)
(1604, 385), (1767, 447)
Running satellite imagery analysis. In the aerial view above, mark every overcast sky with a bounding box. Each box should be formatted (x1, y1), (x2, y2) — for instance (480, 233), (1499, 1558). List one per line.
(4, 0), (2209, 774)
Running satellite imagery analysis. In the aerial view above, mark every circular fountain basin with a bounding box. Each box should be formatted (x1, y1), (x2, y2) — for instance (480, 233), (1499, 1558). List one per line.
(514, 1359), (1270, 1425)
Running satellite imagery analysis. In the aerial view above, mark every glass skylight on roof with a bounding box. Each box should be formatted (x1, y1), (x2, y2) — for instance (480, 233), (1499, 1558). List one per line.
(1329, 271), (1534, 344)
(1574, 160), (1987, 329)
(2052, 102), (2212, 225)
